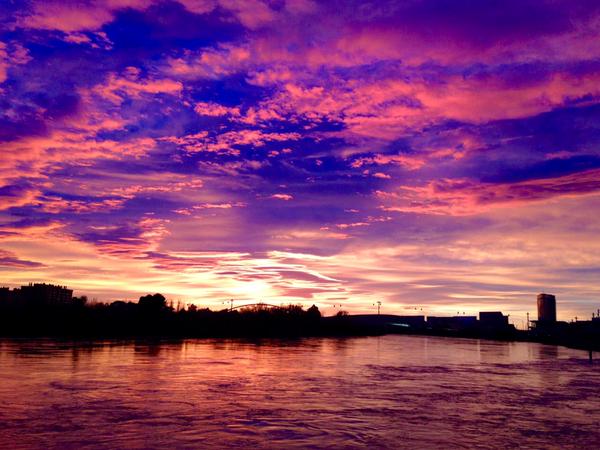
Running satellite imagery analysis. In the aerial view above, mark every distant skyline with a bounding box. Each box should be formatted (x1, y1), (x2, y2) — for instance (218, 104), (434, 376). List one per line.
(1, 0), (600, 323)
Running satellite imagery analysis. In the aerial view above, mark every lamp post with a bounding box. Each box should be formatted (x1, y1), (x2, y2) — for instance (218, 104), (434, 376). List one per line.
(223, 299), (234, 311)
(374, 301), (381, 315)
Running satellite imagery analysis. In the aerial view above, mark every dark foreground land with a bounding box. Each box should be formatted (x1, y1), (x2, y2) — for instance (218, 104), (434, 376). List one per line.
(1, 294), (598, 352)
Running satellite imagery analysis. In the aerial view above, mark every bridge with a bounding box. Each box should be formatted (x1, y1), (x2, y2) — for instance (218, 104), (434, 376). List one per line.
(227, 302), (285, 311)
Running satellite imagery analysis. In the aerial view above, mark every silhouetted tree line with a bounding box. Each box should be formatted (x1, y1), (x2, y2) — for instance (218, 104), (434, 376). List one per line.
(2, 291), (596, 350)
(0, 293), (368, 338)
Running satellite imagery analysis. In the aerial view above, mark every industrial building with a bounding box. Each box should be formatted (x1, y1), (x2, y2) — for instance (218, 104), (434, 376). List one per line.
(537, 293), (557, 323)
(426, 315), (477, 331)
(479, 311), (510, 329)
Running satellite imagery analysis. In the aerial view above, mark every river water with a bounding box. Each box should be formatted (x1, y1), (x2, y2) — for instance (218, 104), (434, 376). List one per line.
(0, 335), (598, 449)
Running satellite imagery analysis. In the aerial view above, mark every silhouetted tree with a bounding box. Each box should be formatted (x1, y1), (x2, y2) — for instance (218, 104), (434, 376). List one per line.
(138, 293), (167, 311)
(307, 304), (321, 319)
(73, 295), (88, 307)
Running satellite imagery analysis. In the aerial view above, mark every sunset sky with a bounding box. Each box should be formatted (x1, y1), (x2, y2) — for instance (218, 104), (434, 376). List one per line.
(2, 0), (600, 323)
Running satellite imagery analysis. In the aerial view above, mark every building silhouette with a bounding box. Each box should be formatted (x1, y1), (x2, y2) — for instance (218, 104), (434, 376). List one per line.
(426, 315), (477, 331)
(479, 311), (509, 329)
(537, 293), (557, 323)
(18, 283), (73, 306)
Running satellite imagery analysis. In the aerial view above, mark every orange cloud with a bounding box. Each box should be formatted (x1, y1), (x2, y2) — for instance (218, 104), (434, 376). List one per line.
(0, 187), (41, 211)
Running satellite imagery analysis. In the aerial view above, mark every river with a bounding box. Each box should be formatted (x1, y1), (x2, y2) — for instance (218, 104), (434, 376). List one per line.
(0, 335), (598, 449)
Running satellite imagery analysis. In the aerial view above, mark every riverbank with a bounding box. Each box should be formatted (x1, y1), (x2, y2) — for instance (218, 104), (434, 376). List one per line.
(1, 307), (598, 353)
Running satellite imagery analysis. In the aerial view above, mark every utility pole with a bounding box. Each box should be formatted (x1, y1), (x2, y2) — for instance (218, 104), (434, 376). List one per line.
(376, 301), (382, 315)
(224, 299), (234, 311)
(526, 312), (530, 330)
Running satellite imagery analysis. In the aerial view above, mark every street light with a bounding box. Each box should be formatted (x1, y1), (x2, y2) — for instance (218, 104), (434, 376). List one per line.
(373, 301), (381, 315)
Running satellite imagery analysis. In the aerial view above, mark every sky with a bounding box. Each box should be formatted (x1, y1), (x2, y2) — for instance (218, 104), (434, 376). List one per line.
(1, 0), (600, 323)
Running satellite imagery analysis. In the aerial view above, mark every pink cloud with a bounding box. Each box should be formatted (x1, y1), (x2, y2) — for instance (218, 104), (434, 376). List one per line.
(415, 71), (600, 123)
(372, 172), (391, 179)
(17, 0), (153, 32)
(166, 45), (252, 79)
(270, 193), (293, 201)
(0, 86), (144, 184)
(91, 69), (183, 104)
(19, 3), (113, 32)
(0, 41), (31, 85)
(284, 0), (317, 15)
(351, 154), (426, 171)
(242, 5), (600, 68)
(0, 43), (10, 83)
(236, 64), (600, 146)
(175, 0), (216, 15)
(37, 196), (128, 214)
(63, 33), (93, 44)
(162, 129), (300, 155)
(166, 34), (600, 141)
(194, 202), (246, 209)
(0, 221), (64, 241)
(197, 159), (268, 176)
(173, 202), (246, 215)
(99, 174), (204, 201)
(1, 132), (156, 186)
(0, 98), (157, 211)
(156, 17), (600, 144)
(377, 169), (600, 216)
(334, 222), (369, 229)
(0, 249), (45, 268)
(247, 67), (297, 87)
(61, 31), (113, 49)
(219, 0), (276, 29)
(275, 229), (348, 241)
(194, 102), (240, 117)
(0, 186), (41, 211)
(92, 217), (170, 258)
(178, 0), (278, 29)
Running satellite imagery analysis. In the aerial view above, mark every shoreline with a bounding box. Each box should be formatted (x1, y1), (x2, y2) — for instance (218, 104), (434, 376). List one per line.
(1, 326), (597, 354)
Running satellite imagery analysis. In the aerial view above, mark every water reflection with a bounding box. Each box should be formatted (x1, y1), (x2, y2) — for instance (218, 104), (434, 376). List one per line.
(536, 343), (560, 360)
(0, 336), (598, 449)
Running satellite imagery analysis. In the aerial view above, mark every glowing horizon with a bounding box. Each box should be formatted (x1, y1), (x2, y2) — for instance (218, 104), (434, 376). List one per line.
(2, 0), (600, 324)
